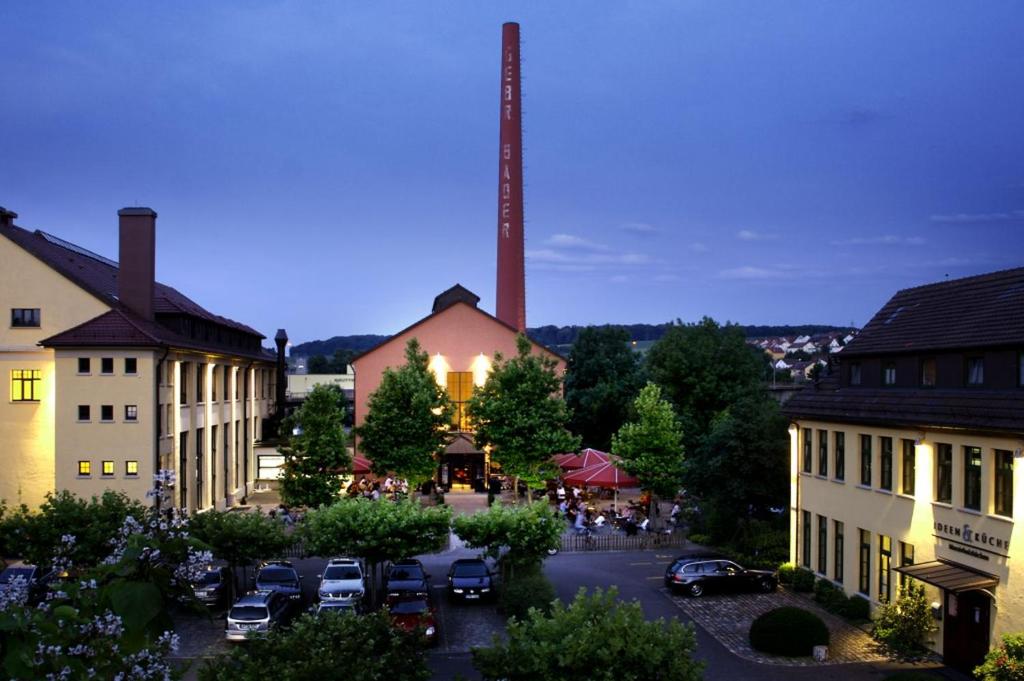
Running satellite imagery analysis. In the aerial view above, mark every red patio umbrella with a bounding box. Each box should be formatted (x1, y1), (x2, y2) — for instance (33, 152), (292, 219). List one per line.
(351, 455), (373, 476)
(563, 459), (639, 510)
(556, 448), (611, 471)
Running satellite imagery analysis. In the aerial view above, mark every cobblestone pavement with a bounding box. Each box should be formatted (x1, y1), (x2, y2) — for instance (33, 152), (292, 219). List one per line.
(663, 585), (893, 666)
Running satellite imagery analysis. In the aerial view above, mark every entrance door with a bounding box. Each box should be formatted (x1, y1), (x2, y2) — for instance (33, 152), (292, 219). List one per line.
(943, 590), (991, 674)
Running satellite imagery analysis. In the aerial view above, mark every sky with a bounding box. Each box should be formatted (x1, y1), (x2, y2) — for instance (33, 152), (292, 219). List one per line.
(2, 2), (1023, 345)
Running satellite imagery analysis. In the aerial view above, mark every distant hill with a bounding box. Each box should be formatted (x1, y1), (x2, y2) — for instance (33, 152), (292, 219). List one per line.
(291, 324), (854, 357)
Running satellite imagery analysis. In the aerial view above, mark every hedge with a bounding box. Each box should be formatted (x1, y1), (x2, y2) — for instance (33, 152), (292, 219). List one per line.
(749, 606), (830, 657)
(792, 567), (816, 592)
(500, 570), (556, 621)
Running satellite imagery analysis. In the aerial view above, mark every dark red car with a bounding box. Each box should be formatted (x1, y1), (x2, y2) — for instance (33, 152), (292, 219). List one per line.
(388, 596), (438, 645)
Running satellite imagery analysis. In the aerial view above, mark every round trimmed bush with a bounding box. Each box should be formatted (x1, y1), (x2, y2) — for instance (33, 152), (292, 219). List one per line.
(749, 606), (830, 657)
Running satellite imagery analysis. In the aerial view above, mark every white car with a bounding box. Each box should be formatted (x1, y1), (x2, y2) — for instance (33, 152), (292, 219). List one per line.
(317, 558), (365, 603)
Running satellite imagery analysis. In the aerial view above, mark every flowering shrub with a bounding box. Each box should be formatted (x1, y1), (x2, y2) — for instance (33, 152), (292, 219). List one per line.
(975, 633), (1024, 680)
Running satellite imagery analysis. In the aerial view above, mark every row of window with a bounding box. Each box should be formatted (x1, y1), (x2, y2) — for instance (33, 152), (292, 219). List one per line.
(800, 510), (914, 603)
(77, 460), (139, 477)
(11, 308), (40, 327)
(77, 404), (137, 422)
(801, 429), (1014, 517)
(78, 357), (137, 375)
(173, 363), (273, 405)
(850, 353), (1024, 388)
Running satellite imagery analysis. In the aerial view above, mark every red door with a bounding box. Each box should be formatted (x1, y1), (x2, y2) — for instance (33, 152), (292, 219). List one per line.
(943, 590), (991, 674)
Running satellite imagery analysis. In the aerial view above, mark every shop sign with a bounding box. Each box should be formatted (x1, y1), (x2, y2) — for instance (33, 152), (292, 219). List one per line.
(933, 522), (1010, 559)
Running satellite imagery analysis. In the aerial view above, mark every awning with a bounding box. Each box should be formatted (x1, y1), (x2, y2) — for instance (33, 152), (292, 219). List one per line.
(894, 560), (999, 593)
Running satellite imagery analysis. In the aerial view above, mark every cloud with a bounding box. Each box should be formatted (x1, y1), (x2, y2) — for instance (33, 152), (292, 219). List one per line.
(620, 222), (659, 235)
(718, 266), (791, 280)
(543, 233), (609, 251)
(655, 273), (681, 282)
(689, 242), (709, 253)
(736, 229), (779, 241)
(609, 275), (629, 284)
(526, 248), (652, 273)
(830, 235), (926, 246)
(929, 210), (1024, 224)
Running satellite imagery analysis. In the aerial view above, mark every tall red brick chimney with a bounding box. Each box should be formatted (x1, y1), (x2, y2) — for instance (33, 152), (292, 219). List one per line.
(117, 207), (157, 321)
(495, 22), (526, 332)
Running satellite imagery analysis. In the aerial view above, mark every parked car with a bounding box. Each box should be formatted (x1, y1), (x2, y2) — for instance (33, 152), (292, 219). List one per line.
(191, 564), (231, 607)
(225, 590), (294, 641)
(385, 559), (430, 600)
(0, 563), (58, 605)
(447, 558), (496, 601)
(254, 561), (303, 603)
(317, 557), (365, 604)
(388, 596), (438, 645)
(664, 556), (777, 597)
(313, 600), (362, 617)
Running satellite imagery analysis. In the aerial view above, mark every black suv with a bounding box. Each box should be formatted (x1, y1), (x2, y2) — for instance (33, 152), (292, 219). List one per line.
(664, 556), (777, 597)
(447, 559), (496, 602)
(385, 559), (430, 600)
(255, 561), (303, 603)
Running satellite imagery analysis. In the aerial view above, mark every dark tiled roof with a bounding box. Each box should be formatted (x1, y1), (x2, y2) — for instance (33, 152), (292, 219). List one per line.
(0, 223), (262, 337)
(842, 267), (1024, 356)
(783, 382), (1024, 433)
(432, 283), (480, 313)
(40, 308), (275, 362)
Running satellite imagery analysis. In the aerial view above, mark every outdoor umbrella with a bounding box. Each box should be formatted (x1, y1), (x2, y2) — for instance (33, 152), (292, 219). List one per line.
(351, 455), (373, 476)
(555, 447), (611, 471)
(562, 458), (638, 510)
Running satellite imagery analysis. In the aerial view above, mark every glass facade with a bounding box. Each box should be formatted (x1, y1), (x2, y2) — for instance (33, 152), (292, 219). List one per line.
(447, 371), (474, 431)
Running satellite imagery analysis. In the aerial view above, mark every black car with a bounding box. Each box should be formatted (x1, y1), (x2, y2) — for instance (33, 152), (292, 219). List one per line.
(255, 561), (303, 603)
(0, 563), (57, 605)
(385, 559), (430, 600)
(192, 565), (231, 607)
(447, 559), (496, 602)
(664, 556), (777, 597)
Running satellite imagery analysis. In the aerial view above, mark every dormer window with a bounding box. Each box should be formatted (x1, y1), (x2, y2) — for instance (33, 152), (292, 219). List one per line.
(850, 362), (862, 386)
(883, 363), (896, 386)
(920, 358), (936, 387)
(966, 357), (984, 386)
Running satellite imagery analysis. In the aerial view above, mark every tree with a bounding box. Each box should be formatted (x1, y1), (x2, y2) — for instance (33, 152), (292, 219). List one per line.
(306, 354), (330, 374)
(564, 326), (644, 451)
(279, 384), (349, 508)
(611, 382), (685, 526)
(300, 498), (451, 605)
(187, 510), (291, 597)
(644, 317), (763, 459)
(198, 610), (430, 681)
(694, 391), (789, 540)
(451, 501), (561, 579)
(467, 335), (580, 497)
(356, 338), (454, 485)
(471, 587), (703, 681)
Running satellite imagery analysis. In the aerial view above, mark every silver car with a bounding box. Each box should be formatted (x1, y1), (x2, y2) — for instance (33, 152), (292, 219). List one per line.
(317, 558), (365, 604)
(225, 591), (292, 641)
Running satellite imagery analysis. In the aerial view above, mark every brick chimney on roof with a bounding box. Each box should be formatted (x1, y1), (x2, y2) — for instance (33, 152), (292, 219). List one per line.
(117, 207), (157, 321)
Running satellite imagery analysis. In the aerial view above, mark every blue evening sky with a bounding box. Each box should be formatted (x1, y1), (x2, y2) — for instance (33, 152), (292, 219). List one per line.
(2, 2), (1023, 344)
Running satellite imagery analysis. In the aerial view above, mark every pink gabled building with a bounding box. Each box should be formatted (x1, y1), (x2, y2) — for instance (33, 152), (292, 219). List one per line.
(351, 284), (564, 490)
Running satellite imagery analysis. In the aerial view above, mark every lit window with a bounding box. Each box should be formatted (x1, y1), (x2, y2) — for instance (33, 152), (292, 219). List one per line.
(126, 460), (139, 476)
(883, 363), (896, 386)
(447, 371), (474, 431)
(10, 308), (40, 327)
(125, 358), (137, 375)
(77, 357), (90, 374)
(78, 405), (90, 421)
(967, 357), (984, 386)
(102, 460), (114, 476)
(101, 405), (114, 421)
(101, 358), (114, 375)
(125, 405), (138, 421)
(78, 460), (91, 476)
(11, 369), (41, 402)
(878, 535), (892, 603)
(920, 358), (936, 387)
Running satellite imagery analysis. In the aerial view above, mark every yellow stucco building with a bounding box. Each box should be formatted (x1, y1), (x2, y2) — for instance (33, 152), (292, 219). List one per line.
(784, 267), (1024, 674)
(0, 206), (277, 511)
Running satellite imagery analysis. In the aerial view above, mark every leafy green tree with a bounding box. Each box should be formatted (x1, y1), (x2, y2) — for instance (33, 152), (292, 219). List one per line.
(452, 501), (561, 579)
(199, 610), (430, 681)
(306, 354), (330, 374)
(279, 384), (350, 508)
(356, 338), (454, 485)
(695, 392), (789, 539)
(187, 510), (291, 596)
(611, 382), (685, 525)
(564, 326), (645, 451)
(976, 632), (1024, 680)
(0, 490), (146, 568)
(645, 317), (763, 458)
(472, 587), (703, 681)
(468, 335), (580, 497)
(300, 498), (451, 604)
(872, 582), (937, 656)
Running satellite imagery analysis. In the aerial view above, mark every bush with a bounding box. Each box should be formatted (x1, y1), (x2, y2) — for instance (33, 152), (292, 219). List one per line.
(792, 567), (816, 592)
(777, 563), (795, 585)
(687, 533), (712, 546)
(975, 633), (1024, 680)
(872, 583), (936, 656)
(500, 570), (557, 621)
(749, 606), (830, 657)
(844, 593), (871, 620)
